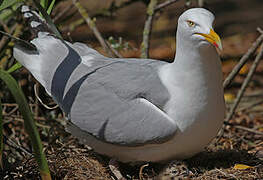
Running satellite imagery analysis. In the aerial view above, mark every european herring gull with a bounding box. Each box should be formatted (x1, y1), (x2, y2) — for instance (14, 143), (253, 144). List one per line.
(14, 6), (225, 163)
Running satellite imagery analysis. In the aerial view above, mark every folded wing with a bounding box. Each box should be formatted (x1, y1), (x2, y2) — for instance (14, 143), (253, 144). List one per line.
(14, 33), (177, 146)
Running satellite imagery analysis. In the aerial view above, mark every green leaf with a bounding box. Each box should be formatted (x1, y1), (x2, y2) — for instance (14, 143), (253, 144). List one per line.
(40, 0), (48, 10)
(47, 0), (56, 15)
(0, 9), (13, 21)
(0, 0), (22, 11)
(0, 69), (51, 179)
(7, 62), (22, 73)
(0, 99), (3, 169)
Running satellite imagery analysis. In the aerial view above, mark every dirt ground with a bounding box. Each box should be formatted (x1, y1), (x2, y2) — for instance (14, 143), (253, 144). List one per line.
(1, 0), (263, 179)
(1, 81), (263, 179)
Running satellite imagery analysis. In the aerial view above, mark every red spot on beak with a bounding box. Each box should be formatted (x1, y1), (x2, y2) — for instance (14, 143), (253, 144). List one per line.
(213, 42), (218, 48)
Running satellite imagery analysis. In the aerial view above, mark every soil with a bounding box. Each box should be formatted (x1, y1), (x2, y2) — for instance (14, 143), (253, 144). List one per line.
(1, 0), (263, 179)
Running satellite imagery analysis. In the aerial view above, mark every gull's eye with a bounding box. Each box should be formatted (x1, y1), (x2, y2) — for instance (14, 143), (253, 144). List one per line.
(187, 20), (195, 27)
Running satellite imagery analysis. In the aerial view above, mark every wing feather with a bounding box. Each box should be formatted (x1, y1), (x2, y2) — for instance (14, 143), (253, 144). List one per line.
(14, 35), (177, 146)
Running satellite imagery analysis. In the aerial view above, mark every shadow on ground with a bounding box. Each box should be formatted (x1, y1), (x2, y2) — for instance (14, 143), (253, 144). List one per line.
(110, 149), (262, 179)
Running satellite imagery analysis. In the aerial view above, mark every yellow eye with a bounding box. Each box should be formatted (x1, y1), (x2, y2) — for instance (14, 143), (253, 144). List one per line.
(187, 20), (195, 27)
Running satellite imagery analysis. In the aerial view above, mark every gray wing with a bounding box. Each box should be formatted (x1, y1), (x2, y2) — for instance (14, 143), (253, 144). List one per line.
(65, 45), (177, 146)
(14, 35), (177, 146)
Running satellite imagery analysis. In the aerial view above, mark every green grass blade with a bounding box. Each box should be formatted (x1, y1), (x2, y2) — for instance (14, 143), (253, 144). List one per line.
(0, 99), (3, 169)
(0, 69), (51, 179)
(0, 9), (13, 21)
(32, 0), (62, 39)
(7, 62), (22, 73)
(47, 0), (56, 15)
(0, 0), (22, 11)
(40, 0), (48, 10)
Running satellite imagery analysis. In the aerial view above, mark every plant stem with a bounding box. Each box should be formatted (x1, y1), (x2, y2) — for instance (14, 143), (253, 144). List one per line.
(155, 0), (180, 11)
(140, 0), (158, 58)
(72, 0), (115, 57)
(223, 30), (263, 88)
(225, 43), (263, 122)
(0, 70), (51, 180)
(0, 99), (3, 169)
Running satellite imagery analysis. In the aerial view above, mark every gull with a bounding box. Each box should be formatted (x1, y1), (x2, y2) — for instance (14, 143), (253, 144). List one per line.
(13, 6), (225, 163)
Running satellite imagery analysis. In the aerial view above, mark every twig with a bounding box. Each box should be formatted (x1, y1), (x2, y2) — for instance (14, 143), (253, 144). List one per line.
(106, 41), (122, 58)
(225, 43), (263, 122)
(109, 159), (126, 180)
(4, 136), (32, 156)
(34, 84), (58, 110)
(60, 1), (142, 32)
(34, 83), (40, 118)
(0, 20), (10, 33)
(4, 115), (50, 129)
(258, 27), (263, 34)
(140, 0), (158, 58)
(217, 37), (263, 142)
(53, 3), (75, 23)
(108, 0), (142, 15)
(214, 168), (237, 179)
(224, 122), (263, 135)
(3, 105), (18, 116)
(197, 0), (205, 7)
(0, 24), (17, 51)
(0, 30), (37, 51)
(72, 0), (115, 57)
(237, 99), (263, 112)
(223, 28), (263, 88)
(154, 0), (180, 12)
(139, 163), (149, 180)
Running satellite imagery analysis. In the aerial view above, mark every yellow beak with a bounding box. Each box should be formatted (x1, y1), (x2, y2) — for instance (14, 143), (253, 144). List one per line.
(196, 29), (222, 50)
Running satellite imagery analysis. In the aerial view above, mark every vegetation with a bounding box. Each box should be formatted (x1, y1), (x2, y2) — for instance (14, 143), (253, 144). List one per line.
(0, 0), (262, 179)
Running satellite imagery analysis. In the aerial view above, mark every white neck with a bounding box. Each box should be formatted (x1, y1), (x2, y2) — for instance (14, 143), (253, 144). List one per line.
(159, 38), (224, 131)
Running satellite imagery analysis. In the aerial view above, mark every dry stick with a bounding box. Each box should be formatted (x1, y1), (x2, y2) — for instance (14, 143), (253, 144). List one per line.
(258, 27), (263, 34)
(34, 83), (40, 118)
(154, 0), (180, 11)
(34, 84), (58, 110)
(140, 0), (158, 58)
(106, 41), (122, 58)
(223, 29), (263, 88)
(72, 0), (116, 57)
(0, 24), (17, 51)
(108, 159), (126, 180)
(214, 168), (237, 179)
(141, 0), (181, 58)
(225, 43), (263, 123)
(217, 32), (263, 140)
(237, 99), (263, 112)
(139, 163), (149, 180)
(0, 30), (37, 51)
(217, 43), (263, 139)
(4, 135), (32, 156)
(224, 122), (263, 136)
(3, 105), (18, 116)
(53, 3), (75, 23)
(62, 1), (139, 32)
(0, 20), (10, 33)
(197, 0), (205, 7)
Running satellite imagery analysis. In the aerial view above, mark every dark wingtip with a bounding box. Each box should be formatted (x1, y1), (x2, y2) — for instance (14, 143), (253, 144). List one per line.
(15, 41), (38, 54)
(19, 5), (52, 38)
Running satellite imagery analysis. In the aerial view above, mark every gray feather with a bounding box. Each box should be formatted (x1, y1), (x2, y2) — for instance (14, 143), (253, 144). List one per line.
(14, 34), (177, 146)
